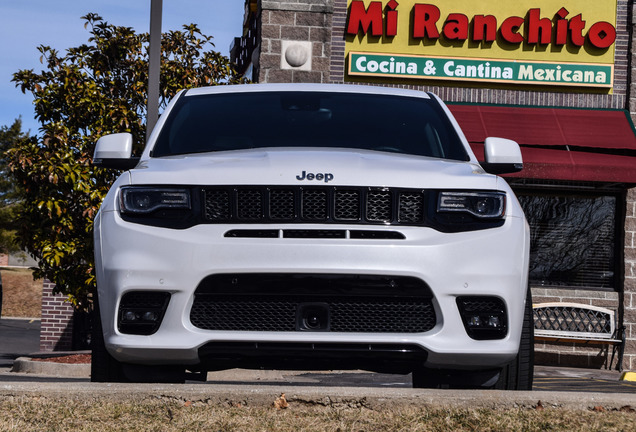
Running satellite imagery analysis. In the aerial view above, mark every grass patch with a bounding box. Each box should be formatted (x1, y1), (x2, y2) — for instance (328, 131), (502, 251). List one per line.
(0, 397), (635, 431)
(1, 267), (42, 318)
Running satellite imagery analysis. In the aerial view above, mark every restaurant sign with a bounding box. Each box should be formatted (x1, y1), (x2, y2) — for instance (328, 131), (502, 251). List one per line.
(345, 0), (617, 88)
(349, 53), (612, 87)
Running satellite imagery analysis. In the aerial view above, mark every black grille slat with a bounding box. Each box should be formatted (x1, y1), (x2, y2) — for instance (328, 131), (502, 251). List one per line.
(283, 230), (346, 238)
(120, 292), (171, 308)
(204, 190), (230, 220)
(270, 189), (295, 220)
(399, 192), (423, 223)
(302, 189), (328, 220)
(223, 229), (405, 239)
(459, 298), (505, 313)
(334, 190), (361, 221)
(366, 190), (392, 222)
(237, 189), (263, 220)
(330, 300), (435, 333)
(190, 298), (296, 331)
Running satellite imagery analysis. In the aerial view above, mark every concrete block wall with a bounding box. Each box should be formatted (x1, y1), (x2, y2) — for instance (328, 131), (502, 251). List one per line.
(39, 280), (74, 352)
(258, 0), (333, 83)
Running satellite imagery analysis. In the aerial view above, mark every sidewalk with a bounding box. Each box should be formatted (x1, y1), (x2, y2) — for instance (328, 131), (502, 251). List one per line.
(1, 376), (636, 411)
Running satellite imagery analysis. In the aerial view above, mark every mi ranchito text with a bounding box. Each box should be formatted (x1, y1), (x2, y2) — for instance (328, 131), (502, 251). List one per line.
(347, 1), (616, 50)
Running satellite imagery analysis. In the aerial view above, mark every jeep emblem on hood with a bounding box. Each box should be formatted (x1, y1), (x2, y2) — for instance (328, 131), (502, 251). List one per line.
(296, 171), (334, 183)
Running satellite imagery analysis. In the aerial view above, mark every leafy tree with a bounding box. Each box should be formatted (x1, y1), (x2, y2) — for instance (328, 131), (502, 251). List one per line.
(0, 118), (28, 254)
(8, 14), (246, 308)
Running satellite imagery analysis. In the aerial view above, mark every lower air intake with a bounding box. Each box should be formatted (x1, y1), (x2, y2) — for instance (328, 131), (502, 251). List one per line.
(190, 274), (435, 333)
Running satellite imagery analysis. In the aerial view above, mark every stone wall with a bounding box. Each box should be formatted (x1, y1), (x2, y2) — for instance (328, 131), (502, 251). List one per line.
(258, 0), (333, 83)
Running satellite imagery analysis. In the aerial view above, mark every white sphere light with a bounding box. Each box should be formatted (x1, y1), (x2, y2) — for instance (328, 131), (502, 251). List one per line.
(285, 43), (309, 68)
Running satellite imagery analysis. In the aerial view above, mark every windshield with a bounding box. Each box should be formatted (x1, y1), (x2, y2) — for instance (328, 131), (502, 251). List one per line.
(151, 91), (469, 161)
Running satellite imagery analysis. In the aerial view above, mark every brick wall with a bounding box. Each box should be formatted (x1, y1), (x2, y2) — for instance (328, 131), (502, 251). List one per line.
(624, 1), (636, 373)
(625, 189), (636, 370)
(39, 280), (74, 352)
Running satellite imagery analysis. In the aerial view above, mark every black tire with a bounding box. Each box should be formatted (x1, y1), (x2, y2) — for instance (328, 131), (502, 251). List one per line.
(494, 286), (534, 390)
(91, 292), (128, 382)
(413, 287), (534, 390)
(91, 291), (186, 383)
(121, 363), (186, 384)
(412, 367), (501, 389)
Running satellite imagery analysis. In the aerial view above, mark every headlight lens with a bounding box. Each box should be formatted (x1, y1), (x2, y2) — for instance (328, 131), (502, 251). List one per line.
(120, 187), (191, 214)
(438, 192), (506, 218)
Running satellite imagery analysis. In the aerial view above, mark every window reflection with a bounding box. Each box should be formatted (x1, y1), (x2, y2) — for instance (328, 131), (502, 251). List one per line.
(517, 193), (616, 289)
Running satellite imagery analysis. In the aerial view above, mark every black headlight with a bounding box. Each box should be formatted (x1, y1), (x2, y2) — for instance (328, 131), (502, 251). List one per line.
(437, 191), (506, 218)
(119, 186), (196, 228)
(120, 187), (191, 214)
(428, 190), (507, 233)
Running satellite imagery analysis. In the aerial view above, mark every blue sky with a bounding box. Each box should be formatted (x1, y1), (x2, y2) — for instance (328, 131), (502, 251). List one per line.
(0, 0), (244, 135)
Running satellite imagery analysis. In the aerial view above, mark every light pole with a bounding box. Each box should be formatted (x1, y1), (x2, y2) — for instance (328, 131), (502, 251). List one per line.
(147, 0), (163, 140)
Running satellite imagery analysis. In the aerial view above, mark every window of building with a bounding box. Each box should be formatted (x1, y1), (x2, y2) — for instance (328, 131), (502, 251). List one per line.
(513, 185), (623, 291)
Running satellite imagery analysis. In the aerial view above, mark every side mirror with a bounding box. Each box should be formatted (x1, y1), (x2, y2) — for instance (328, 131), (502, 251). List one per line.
(481, 137), (523, 175)
(93, 133), (140, 170)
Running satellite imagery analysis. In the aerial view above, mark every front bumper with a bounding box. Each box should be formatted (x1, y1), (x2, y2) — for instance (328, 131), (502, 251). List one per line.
(94, 209), (529, 371)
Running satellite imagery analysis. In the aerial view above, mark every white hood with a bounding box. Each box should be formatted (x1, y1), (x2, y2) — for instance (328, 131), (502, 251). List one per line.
(129, 148), (498, 190)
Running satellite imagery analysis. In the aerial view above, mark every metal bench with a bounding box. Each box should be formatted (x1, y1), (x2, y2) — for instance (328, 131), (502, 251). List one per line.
(533, 302), (626, 371)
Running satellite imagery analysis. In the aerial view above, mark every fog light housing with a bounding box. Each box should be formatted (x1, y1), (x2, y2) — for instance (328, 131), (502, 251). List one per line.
(488, 316), (501, 328)
(118, 292), (171, 335)
(468, 315), (482, 327)
(456, 296), (507, 340)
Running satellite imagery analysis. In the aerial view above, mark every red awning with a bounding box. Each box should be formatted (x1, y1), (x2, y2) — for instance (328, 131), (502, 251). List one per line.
(448, 104), (636, 183)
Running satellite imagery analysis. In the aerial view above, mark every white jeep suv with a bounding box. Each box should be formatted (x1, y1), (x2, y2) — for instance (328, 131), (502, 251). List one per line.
(92, 83), (532, 388)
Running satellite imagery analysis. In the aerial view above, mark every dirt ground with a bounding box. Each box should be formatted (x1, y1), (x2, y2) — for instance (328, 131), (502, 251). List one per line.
(0, 267), (42, 318)
(1, 393), (635, 432)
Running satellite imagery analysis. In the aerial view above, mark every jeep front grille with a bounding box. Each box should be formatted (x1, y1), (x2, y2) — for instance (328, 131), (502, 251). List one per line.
(121, 186), (505, 232)
(203, 186), (425, 225)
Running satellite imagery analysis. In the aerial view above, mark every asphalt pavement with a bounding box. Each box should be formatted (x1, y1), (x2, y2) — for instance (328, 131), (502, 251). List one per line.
(0, 318), (40, 368)
(1, 317), (635, 395)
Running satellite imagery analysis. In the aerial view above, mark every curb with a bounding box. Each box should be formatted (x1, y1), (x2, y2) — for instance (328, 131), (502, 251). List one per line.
(11, 357), (90, 378)
(620, 371), (636, 382)
(2, 381), (636, 411)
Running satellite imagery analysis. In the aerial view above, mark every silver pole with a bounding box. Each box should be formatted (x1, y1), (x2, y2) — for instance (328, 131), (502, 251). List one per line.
(147, 0), (163, 140)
